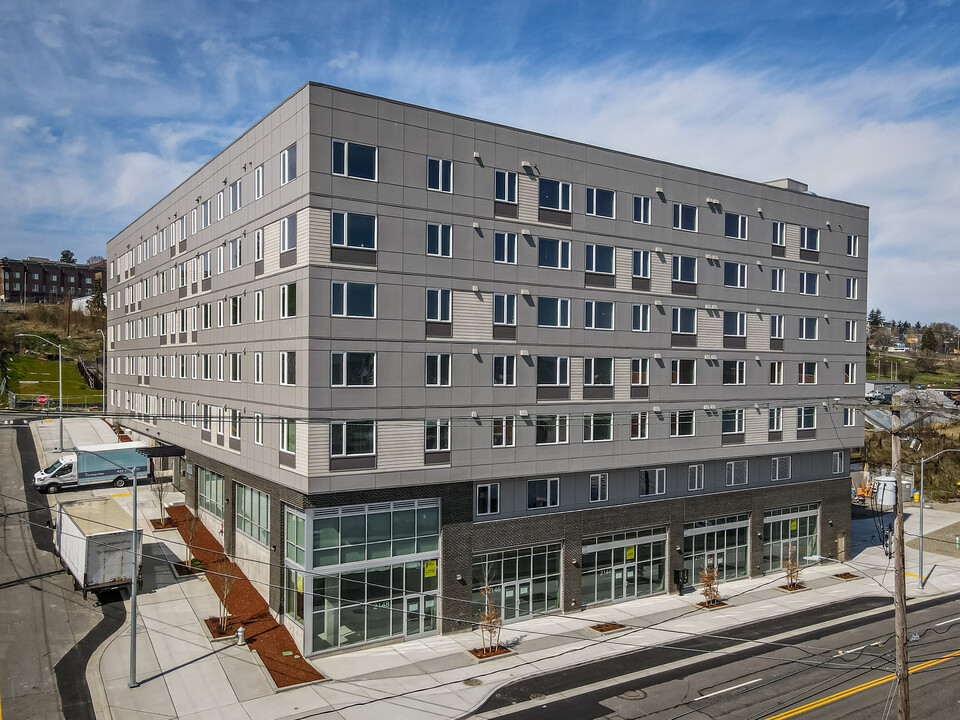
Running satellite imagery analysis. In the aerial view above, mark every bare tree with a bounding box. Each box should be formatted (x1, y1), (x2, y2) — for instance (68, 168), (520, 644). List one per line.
(184, 516), (201, 565)
(478, 582), (503, 654)
(219, 572), (236, 634)
(700, 564), (721, 607)
(783, 547), (803, 589)
(152, 477), (170, 527)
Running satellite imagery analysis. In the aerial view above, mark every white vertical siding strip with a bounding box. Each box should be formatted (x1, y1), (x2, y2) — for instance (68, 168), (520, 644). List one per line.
(785, 224), (801, 261)
(452, 291), (493, 341)
(517, 173), (539, 224)
(614, 358), (631, 400)
(570, 357), (584, 401)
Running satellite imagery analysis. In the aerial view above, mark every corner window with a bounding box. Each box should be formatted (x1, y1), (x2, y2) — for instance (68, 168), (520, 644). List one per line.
(332, 281), (376, 318)
(589, 473), (608, 502)
(427, 157), (452, 192)
(527, 478), (559, 509)
(280, 144), (297, 185)
(672, 203), (698, 231)
(332, 211), (376, 249)
(725, 460), (748, 486)
(494, 232), (517, 264)
(495, 170), (517, 203)
(725, 213), (748, 239)
(586, 187), (615, 218)
(539, 179), (570, 211)
(538, 237), (570, 269)
(585, 300), (614, 330)
(634, 195), (651, 224)
(477, 483), (500, 515)
(427, 223), (452, 257)
(332, 139), (377, 180)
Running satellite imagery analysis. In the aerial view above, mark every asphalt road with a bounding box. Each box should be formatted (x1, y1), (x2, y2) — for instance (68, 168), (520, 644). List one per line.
(485, 593), (960, 720)
(0, 416), (124, 720)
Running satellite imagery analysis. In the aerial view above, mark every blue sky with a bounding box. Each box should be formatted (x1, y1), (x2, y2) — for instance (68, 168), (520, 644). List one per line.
(2, 0), (960, 321)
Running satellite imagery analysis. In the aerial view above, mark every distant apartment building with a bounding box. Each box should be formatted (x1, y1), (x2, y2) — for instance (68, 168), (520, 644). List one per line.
(0, 256), (101, 303)
(106, 83), (868, 655)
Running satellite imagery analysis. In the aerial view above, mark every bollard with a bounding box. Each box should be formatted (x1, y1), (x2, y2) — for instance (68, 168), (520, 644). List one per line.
(237, 625), (246, 646)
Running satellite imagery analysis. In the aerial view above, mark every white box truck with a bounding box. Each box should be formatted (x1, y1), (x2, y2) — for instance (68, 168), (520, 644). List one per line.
(34, 441), (150, 494)
(55, 497), (143, 599)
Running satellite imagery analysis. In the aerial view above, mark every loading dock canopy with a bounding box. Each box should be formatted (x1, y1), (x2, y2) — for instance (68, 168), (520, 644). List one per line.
(137, 445), (185, 458)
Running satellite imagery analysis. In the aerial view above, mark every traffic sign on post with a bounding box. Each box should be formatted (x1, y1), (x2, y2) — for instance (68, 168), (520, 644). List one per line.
(37, 395), (48, 405)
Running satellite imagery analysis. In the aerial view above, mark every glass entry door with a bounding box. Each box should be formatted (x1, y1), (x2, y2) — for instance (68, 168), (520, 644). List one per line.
(501, 581), (531, 621)
(404, 594), (438, 639)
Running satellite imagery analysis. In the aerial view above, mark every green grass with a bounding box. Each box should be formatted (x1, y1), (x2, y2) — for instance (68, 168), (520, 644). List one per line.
(5, 354), (101, 404)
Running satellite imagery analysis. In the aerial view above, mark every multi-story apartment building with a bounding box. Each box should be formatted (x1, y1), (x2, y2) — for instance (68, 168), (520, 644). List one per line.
(106, 83), (867, 655)
(1, 256), (101, 303)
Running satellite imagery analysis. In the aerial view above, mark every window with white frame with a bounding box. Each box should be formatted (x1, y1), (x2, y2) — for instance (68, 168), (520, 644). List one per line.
(229, 352), (241, 382)
(424, 419), (450, 453)
(235, 483), (269, 545)
(769, 407), (783, 431)
(426, 288), (452, 322)
(799, 271), (819, 295)
(332, 211), (376, 249)
(538, 237), (570, 269)
(723, 360), (746, 385)
(590, 473), (608, 502)
(217, 353), (224, 381)
(539, 178), (570, 211)
(230, 295), (242, 325)
(229, 237), (242, 269)
(670, 410), (695, 437)
(527, 477), (559, 509)
(330, 420), (375, 458)
(672, 255), (697, 283)
(254, 228), (263, 261)
(331, 351), (376, 387)
(632, 304), (650, 332)
(847, 234), (859, 257)
(281, 419), (298, 454)
(426, 223), (452, 257)
(229, 179), (242, 213)
(427, 157), (452, 192)
(585, 300), (614, 330)
(201, 199), (211, 229)
(845, 320), (858, 342)
(280, 351), (296, 385)
(770, 361), (783, 385)
(331, 281), (376, 317)
(536, 414), (568, 444)
(844, 362), (857, 384)
(671, 359), (696, 385)
(688, 464), (704, 491)
(833, 451), (844, 474)
(724, 261), (747, 288)
(632, 358), (649, 387)
(639, 468), (666, 496)
(771, 314), (785, 339)
(229, 408), (241, 438)
(771, 456), (791, 481)
(722, 408), (745, 434)
(492, 416), (515, 448)
(253, 413), (263, 445)
(634, 195), (651, 224)
(846, 277), (858, 300)
(797, 406), (817, 430)
(494, 293), (516, 326)
(799, 317), (818, 340)
(332, 139), (377, 180)
(538, 297), (570, 327)
(280, 144), (297, 185)
(254, 291), (263, 322)
(586, 187), (615, 218)
(493, 355), (516, 386)
(673, 307), (697, 334)
(633, 249), (650, 279)
(631, 411), (648, 439)
(494, 231), (516, 264)
(537, 356), (569, 386)
(254, 164), (263, 199)
(798, 361), (817, 384)
(425, 353), (451, 386)
(253, 352), (262, 384)
(726, 460), (748, 486)
(771, 267), (785, 292)
(772, 221), (785, 246)
(280, 283), (296, 318)
(725, 213), (748, 239)
(800, 226), (819, 251)
(673, 203), (698, 231)
(495, 169), (517, 203)
(477, 483), (500, 515)
(280, 213), (297, 251)
(723, 311), (746, 338)
(584, 357), (613, 387)
(585, 243), (615, 273)
(217, 190), (224, 221)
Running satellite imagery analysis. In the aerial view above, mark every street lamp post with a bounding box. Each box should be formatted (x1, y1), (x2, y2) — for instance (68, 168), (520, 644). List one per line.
(918, 448), (960, 589)
(16, 333), (63, 452)
(97, 328), (106, 410)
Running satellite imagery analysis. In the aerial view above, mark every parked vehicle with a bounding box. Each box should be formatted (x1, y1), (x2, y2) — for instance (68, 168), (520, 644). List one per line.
(55, 497), (142, 599)
(34, 441), (150, 494)
(915, 384), (927, 390)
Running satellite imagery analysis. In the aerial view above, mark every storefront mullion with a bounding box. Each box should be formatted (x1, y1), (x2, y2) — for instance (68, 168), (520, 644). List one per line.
(683, 514), (750, 584)
(581, 527), (667, 607)
(762, 503), (820, 573)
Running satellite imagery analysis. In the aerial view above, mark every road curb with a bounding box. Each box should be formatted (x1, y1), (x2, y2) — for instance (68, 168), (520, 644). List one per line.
(84, 632), (115, 720)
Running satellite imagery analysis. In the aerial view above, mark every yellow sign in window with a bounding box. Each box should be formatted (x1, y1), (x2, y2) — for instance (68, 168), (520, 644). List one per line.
(790, 519), (798, 531)
(625, 546), (635, 561)
(424, 560), (437, 578)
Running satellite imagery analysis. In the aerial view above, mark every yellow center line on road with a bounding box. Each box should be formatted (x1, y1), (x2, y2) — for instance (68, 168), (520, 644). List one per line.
(762, 648), (960, 720)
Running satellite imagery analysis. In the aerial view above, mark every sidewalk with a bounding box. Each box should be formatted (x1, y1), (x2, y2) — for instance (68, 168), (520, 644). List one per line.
(36, 419), (960, 720)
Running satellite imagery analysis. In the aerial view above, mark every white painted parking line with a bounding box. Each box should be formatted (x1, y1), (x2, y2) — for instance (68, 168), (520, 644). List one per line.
(698, 678), (762, 700)
(935, 616), (960, 627)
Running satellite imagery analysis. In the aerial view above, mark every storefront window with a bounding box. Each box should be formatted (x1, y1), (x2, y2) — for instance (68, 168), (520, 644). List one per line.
(472, 544), (561, 624)
(683, 515), (750, 584)
(762, 504), (819, 572)
(581, 528), (667, 606)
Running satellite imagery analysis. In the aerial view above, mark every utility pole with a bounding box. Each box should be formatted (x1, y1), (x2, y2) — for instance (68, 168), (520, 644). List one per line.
(892, 409), (911, 720)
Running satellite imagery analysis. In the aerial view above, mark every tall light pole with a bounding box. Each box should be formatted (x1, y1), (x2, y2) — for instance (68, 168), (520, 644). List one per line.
(97, 328), (106, 411)
(918, 448), (960, 589)
(17, 333), (63, 452)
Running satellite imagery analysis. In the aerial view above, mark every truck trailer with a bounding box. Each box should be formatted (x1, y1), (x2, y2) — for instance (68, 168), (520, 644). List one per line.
(34, 441), (150, 494)
(55, 497), (143, 598)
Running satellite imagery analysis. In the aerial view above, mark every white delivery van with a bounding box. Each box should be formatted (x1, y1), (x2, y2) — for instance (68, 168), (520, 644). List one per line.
(34, 441), (150, 494)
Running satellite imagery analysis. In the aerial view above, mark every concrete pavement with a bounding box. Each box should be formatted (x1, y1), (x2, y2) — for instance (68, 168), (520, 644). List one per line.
(26, 418), (960, 719)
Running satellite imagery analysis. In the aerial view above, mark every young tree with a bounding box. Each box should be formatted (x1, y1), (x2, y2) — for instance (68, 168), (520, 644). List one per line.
(921, 328), (939, 352)
(219, 571), (236, 633)
(152, 477), (170, 527)
(59, 249), (77, 263)
(86, 278), (106, 317)
(478, 583), (503, 654)
(700, 563), (721, 607)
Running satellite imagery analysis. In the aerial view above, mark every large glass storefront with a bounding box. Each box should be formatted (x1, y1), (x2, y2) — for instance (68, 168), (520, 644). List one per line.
(581, 527), (667, 606)
(683, 514), (750, 584)
(762, 503), (819, 573)
(284, 499), (441, 654)
(472, 543), (562, 624)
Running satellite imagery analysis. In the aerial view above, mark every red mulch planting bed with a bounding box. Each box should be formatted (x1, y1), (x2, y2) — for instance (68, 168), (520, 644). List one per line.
(171, 562), (203, 577)
(590, 622), (626, 633)
(150, 517), (177, 530)
(833, 572), (859, 580)
(205, 616), (244, 639)
(469, 646), (513, 660)
(166, 505), (324, 688)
